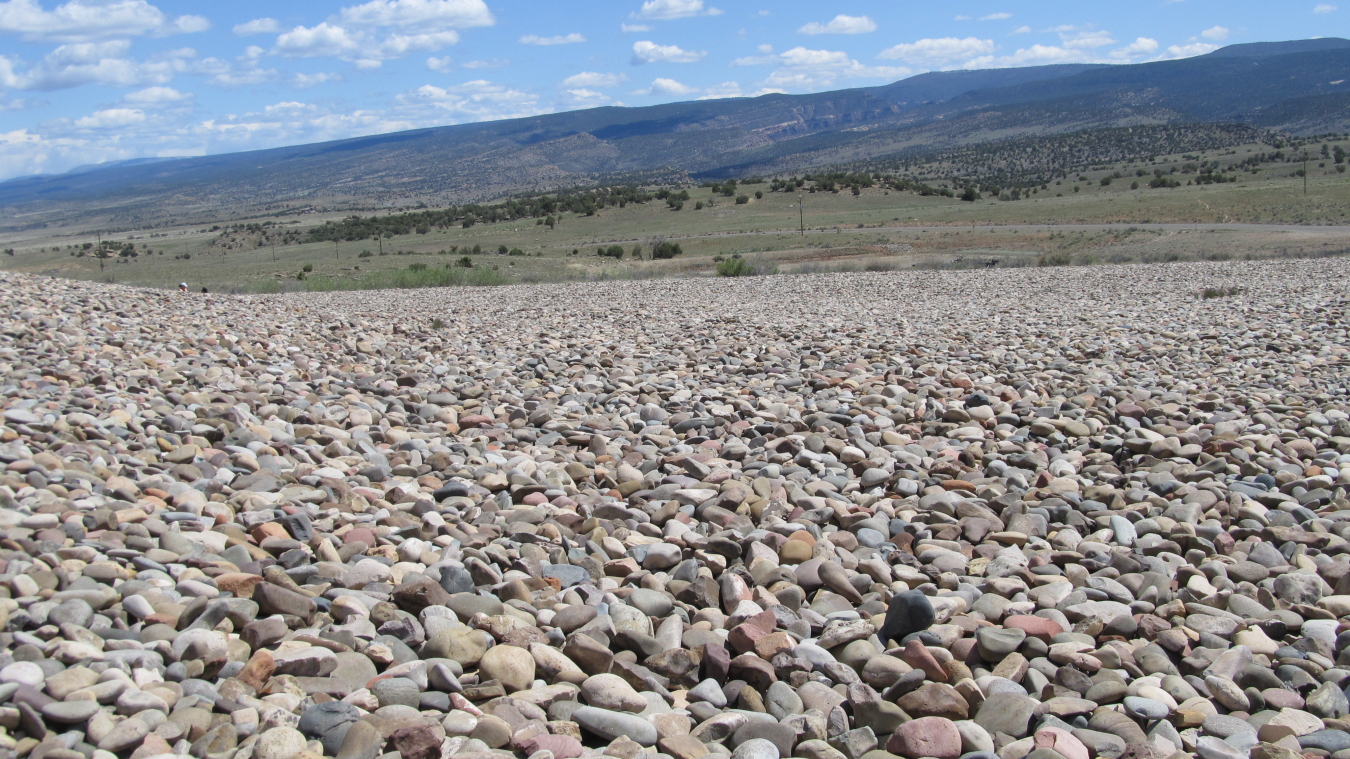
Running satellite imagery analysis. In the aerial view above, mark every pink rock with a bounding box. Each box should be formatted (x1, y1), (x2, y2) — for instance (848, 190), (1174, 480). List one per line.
(1261, 689), (1304, 710)
(519, 734), (583, 759)
(1035, 728), (1089, 759)
(899, 639), (948, 683)
(522, 492), (548, 506)
(1004, 616), (1064, 642)
(886, 717), (962, 759)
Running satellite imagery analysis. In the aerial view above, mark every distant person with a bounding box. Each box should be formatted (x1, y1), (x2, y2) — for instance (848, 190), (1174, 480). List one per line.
(179, 282), (188, 292)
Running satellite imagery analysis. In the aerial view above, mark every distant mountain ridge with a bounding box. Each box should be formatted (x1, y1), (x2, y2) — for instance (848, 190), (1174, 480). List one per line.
(2, 39), (1347, 228)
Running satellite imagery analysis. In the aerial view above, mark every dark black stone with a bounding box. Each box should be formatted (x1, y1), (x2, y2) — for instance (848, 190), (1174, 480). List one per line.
(881, 590), (935, 646)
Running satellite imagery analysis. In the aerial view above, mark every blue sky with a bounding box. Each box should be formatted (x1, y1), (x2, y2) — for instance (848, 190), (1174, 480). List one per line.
(0, 0), (1344, 180)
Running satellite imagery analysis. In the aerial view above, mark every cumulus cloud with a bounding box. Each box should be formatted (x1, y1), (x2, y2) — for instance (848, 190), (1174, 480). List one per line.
(400, 79), (547, 120)
(0, 0), (208, 41)
(741, 46), (910, 89)
(633, 77), (697, 95)
(878, 37), (995, 66)
(263, 0), (495, 66)
(1158, 42), (1220, 58)
(1060, 30), (1115, 49)
(1201, 26), (1229, 40)
(338, 0), (494, 30)
(274, 22), (363, 59)
(122, 85), (189, 104)
(561, 71), (628, 88)
(562, 87), (609, 106)
(631, 40), (705, 64)
(1110, 37), (1159, 59)
(631, 0), (722, 20)
(519, 33), (585, 45)
(797, 15), (876, 35)
(73, 107), (145, 129)
(426, 55), (453, 71)
(8, 40), (216, 91)
(293, 72), (340, 88)
(233, 18), (280, 35)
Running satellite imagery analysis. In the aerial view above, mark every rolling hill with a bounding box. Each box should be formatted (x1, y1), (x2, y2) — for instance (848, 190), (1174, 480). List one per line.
(2, 38), (1349, 229)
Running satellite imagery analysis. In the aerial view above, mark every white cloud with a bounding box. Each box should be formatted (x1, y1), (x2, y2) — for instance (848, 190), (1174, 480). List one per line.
(519, 33), (585, 45)
(122, 85), (188, 104)
(1110, 37), (1159, 59)
(634, 77), (697, 95)
(798, 15), (876, 35)
(10, 40), (215, 91)
(1158, 42), (1220, 59)
(621, 23), (652, 32)
(980, 13), (1012, 20)
(338, 0), (494, 30)
(293, 72), (340, 88)
(0, 96), (39, 110)
(267, 1), (499, 65)
(1315, 4), (1337, 12)
(0, 0), (208, 41)
(562, 71), (628, 88)
(954, 15), (972, 21)
(74, 107), (144, 129)
(400, 79), (547, 120)
(631, 40), (705, 64)
(274, 23), (363, 59)
(1201, 25), (1229, 40)
(233, 18), (279, 35)
(563, 88), (608, 105)
(696, 81), (778, 99)
(426, 55), (453, 71)
(758, 46), (909, 89)
(462, 58), (507, 68)
(632, 0), (722, 20)
(878, 37), (995, 66)
(1060, 29), (1115, 49)
(1011, 25), (1031, 34)
(378, 30), (460, 57)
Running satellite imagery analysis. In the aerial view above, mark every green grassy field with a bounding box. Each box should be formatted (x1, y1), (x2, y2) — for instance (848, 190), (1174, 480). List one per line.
(3, 138), (1350, 292)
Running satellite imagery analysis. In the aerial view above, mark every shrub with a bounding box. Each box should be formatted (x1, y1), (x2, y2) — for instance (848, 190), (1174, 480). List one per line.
(651, 241), (683, 259)
(359, 250), (373, 258)
(1038, 252), (1072, 267)
(431, 318), (447, 329)
(716, 255), (777, 277)
(1202, 286), (1244, 299)
(598, 245), (624, 259)
(408, 262), (428, 271)
(302, 263), (313, 272)
(508, 248), (525, 256)
(1100, 176), (1112, 186)
(754, 191), (763, 199)
(735, 195), (749, 205)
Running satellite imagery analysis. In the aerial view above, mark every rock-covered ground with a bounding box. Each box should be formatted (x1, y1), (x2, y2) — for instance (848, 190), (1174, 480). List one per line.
(0, 259), (1348, 759)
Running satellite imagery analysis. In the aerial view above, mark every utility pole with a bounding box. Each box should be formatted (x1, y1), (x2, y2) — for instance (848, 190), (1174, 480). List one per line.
(1304, 151), (1309, 195)
(798, 193), (804, 236)
(334, 239), (339, 260)
(378, 235), (383, 257)
(271, 239), (276, 262)
(96, 231), (103, 272)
